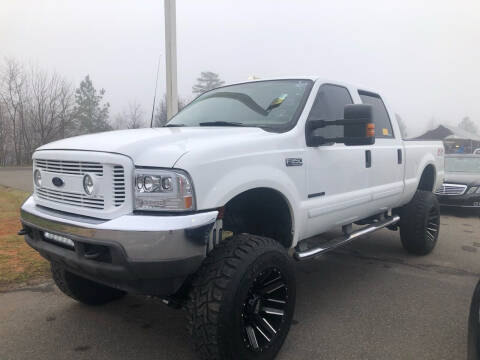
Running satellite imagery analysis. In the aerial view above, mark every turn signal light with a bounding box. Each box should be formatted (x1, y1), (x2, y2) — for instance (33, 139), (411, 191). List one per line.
(184, 196), (193, 209)
(366, 123), (375, 137)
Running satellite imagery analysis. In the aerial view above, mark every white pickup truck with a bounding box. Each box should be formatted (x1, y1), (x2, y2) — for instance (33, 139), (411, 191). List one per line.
(20, 78), (444, 360)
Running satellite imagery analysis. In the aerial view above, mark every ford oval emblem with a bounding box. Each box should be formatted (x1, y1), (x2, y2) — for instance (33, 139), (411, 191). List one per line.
(52, 177), (64, 187)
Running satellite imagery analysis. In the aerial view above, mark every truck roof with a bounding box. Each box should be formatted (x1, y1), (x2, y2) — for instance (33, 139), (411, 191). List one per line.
(236, 76), (378, 94)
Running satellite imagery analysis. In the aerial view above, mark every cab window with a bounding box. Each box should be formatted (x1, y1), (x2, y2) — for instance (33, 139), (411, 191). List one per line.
(358, 91), (394, 139)
(307, 84), (353, 139)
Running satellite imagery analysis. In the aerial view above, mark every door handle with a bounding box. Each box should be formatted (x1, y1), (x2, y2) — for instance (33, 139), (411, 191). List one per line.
(365, 150), (371, 168)
(397, 149), (402, 164)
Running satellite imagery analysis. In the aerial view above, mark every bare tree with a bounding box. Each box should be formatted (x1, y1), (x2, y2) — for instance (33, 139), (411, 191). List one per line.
(0, 59), (75, 165)
(0, 58), (156, 166)
(27, 66), (75, 153)
(153, 95), (168, 127)
(153, 94), (188, 127)
(114, 101), (146, 129)
(0, 59), (27, 165)
(125, 101), (145, 129)
(0, 101), (10, 166)
(57, 81), (75, 139)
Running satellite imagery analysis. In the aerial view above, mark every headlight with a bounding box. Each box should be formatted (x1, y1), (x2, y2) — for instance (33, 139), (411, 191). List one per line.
(467, 186), (478, 194)
(134, 168), (195, 211)
(34, 169), (42, 187)
(83, 174), (94, 195)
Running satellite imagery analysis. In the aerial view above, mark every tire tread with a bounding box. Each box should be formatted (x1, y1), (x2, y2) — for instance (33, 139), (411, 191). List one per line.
(399, 190), (439, 255)
(186, 234), (288, 360)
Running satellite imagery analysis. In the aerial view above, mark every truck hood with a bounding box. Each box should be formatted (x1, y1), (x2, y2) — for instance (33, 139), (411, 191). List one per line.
(37, 127), (270, 167)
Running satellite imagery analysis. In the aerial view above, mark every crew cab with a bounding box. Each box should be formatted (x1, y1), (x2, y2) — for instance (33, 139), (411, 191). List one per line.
(19, 78), (444, 360)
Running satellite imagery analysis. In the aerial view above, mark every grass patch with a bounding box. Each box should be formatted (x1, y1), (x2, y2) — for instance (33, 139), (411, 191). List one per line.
(0, 186), (50, 291)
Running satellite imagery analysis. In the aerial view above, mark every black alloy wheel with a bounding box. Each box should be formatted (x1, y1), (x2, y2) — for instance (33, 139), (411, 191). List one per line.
(241, 267), (289, 351)
(425, 206), (440, 245)
(400, 190), (440, 255)
(187, 234), (296, 360)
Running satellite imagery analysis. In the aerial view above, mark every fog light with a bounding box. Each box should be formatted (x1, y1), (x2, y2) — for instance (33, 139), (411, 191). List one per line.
(83, 174), (94, 195)
(44, 232), (75, 249)
(34, 169), (42, 187)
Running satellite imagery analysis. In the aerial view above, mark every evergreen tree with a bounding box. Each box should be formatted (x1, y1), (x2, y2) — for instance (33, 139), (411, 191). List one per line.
(192, 71), (225, 94)
(74, 75), (110, 134)
(458, 116), (477, 134)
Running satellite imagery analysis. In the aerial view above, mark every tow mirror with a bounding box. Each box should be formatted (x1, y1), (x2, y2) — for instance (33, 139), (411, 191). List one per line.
(306, 104), (375, 146)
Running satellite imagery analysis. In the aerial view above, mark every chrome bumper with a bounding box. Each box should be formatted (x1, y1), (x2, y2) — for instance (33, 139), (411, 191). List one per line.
(20, 196), (218, 261)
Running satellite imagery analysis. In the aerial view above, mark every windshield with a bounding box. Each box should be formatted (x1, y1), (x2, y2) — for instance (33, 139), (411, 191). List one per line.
(166, 79), (313, 131)
(445, 156), (480, 173)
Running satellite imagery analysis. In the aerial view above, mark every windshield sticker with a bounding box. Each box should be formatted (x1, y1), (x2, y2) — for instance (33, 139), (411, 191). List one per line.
(382, 128), (389, 136)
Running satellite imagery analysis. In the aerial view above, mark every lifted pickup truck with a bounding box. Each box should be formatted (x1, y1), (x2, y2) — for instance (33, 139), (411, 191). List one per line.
(20, 78), (444, 360)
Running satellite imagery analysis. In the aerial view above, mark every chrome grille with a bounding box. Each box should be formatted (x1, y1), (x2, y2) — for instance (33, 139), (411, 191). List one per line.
(434, 183), (467, 196)
(36, 187), (104, 209)
(35, 159), (103, 176)
(113, 166), (126, 207)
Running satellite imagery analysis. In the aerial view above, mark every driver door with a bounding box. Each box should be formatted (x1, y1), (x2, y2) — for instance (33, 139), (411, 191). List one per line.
(305, 84), (373, 238)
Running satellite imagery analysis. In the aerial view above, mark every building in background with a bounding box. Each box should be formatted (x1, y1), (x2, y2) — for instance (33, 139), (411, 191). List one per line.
(414, 125), (480, 154)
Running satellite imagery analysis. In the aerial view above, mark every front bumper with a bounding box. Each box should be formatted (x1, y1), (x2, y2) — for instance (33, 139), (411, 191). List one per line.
(20, 196), (218, 296)
(437, 193), (480, 208)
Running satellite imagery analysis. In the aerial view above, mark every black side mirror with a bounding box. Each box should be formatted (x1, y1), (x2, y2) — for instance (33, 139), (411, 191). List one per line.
(306, 104), (375, 147)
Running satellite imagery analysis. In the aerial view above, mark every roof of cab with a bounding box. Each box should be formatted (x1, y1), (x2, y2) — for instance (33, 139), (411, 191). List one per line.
(237, 76), (378, 94)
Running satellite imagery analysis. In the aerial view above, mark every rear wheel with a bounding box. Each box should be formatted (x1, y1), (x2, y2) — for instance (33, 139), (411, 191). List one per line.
(186, 234), (295, 360)
(399, 190), (440, 255)
(51, 262), (126, 305)
(468, 280), (480, 360)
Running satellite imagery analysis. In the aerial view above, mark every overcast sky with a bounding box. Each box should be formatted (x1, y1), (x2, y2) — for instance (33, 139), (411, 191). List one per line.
(1, 0), (479, 136)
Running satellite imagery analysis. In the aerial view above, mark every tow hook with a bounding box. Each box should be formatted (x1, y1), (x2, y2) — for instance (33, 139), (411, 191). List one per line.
(18, 227), (29, 236)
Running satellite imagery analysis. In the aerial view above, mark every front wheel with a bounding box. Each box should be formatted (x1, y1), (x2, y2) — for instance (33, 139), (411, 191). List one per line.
(399, 190), (440, 255)
(186, 234), (296, 360)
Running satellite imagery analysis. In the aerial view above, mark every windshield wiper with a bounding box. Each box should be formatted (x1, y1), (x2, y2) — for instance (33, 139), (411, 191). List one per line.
(164, 124), (185, 127)
(199, 121), (246, 127)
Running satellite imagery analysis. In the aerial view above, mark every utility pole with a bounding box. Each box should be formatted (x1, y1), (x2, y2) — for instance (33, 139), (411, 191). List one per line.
(164, 0), (178, 119)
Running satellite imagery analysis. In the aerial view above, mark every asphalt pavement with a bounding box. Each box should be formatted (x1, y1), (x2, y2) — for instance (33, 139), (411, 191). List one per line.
(1, 169), (479, 359)
(0, 167), (33, 192)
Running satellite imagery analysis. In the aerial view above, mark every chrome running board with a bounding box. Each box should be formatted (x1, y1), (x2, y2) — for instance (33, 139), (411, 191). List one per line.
(293, 215), (400, 261)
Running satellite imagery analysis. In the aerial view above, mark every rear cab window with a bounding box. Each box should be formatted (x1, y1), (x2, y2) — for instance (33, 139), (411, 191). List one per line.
(358, 90), (394, 139)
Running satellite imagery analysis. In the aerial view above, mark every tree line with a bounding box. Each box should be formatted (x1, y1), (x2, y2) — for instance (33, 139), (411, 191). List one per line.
(2, 57), (476, 163)
(0, 59), (225, 166)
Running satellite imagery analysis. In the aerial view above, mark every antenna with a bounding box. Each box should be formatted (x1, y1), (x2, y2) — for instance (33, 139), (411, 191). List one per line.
(150, 54), (162, 128)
